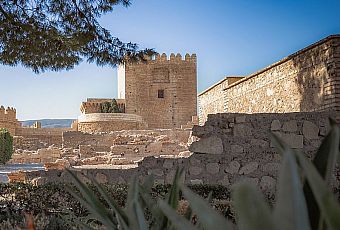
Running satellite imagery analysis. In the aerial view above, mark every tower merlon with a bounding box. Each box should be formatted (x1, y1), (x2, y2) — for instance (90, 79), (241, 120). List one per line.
(151, 52), (196, 62)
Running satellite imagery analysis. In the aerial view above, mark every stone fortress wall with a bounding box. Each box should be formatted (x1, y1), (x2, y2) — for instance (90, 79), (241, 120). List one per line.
(198, 35), (340, 124)
(25, 112), (339, 195)
(0, 106), (19, 135)
(120, 53), (197, 129)
(14, 127), (74, 150)
(198, 77), (243, 125)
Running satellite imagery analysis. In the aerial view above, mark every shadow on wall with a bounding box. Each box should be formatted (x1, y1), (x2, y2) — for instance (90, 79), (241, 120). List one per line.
(293, 39), (335, 113)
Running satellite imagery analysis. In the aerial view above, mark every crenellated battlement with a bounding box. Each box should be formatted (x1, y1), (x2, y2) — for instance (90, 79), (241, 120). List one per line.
(0, 105), (19, 135)
(139, 53), (197, 63)
(0, 105), (17, 119)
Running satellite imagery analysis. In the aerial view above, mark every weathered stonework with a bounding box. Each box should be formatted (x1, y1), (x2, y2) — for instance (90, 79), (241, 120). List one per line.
(24, 112), (339, 196)
(120, 53), (197, 129)
(198, 35), (340, 124)
(77, 113), (146, 133)
(0, 106), (20, 135)
(225, 35), (340, 117)
(198, 77), (243, 125)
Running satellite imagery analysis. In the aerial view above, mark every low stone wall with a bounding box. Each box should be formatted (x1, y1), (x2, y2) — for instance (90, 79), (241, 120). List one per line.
(26, 112), (339, 195)
(14, 127), (73, 149)
(10, 147), (61, 164)
(77, 113), (146, 133)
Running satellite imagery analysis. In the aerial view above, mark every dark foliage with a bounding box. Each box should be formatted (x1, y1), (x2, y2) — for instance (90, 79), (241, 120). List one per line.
(101, 99), (121, 113)
(0, 182), (232, 227)
(0, 128), (13, 164)
(0, 0), (155, 73)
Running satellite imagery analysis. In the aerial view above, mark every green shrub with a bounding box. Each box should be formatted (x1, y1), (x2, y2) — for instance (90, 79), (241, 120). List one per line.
(101, 99), (121, 113)
(0, 128), (13, 164)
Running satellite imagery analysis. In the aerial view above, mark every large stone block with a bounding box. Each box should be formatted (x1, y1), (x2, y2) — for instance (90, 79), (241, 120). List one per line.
(282, 120), (297, 132)
(189, 136), (223, 154)
(189, 166), (203, 175)
(239, 162), (259, 175)
(224, 161), (240, 174)
(233, 124), (252, 137)
(270, 132), (303, 149)
(303, 121), (319, 140)
(230, 144), (244, 154)
(206, 163), (220, 174)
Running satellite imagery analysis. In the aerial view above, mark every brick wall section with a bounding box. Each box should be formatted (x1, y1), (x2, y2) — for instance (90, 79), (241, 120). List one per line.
(223, 35), (340, 119)
(122, 53), (197, 129)
(27, 112), (339, 195)
(198, 77), (243, 125)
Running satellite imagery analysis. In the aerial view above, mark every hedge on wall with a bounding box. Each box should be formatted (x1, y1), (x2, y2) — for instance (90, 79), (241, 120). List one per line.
(0, 128), (13, 164)
(101, 99), (121, 113)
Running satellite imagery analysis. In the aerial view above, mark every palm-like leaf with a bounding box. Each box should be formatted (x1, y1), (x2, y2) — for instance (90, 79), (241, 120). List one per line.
(233, 182), (275, 230)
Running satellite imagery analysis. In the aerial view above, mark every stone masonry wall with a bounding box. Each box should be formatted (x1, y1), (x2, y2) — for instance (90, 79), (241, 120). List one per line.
(224, 35), (340, 119)
(121, 53), (197, 129)
(198, 77), (243, 125)
(77, 113), (146, 133)
(63, 129), (191, 151)
(0, 106), (19, 135)
(14, 127), (73, 149)
(27, 112), (339, 195)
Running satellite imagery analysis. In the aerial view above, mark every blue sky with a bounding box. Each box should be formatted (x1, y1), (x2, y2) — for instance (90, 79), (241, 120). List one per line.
(1, 0), (340, 120)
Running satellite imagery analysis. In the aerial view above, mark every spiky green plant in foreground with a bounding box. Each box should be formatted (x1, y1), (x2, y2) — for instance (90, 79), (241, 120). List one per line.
(67, 120), (340, 230)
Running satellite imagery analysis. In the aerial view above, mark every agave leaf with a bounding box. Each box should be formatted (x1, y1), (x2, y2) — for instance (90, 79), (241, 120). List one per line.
(233, 182), (275, 230)
(91, 177), (129, 228)
(271, 134), (311, 230)
(167, 168), (184, 209)
(313, 120), (339, 182)
(158, 200), (197, 230)
(143, 174), (155, 192)
(180, 185), (233, 230)
(303, 121), (340, 230)
(66, 169), (117, 229)
(126, 176), (148, 230)
(157, 168), (183, 229)
(295, 151), (340, 230)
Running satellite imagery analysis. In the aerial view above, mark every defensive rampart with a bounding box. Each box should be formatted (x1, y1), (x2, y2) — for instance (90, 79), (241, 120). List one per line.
(224, 35), (340, 117)
(198, 35), (340, 124)
(0, 106), (19, 135)
(26, 112), (339, 195)
(14, 127), (73, 150)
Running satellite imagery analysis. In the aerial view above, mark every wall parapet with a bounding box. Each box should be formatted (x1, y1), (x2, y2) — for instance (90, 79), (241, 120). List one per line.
(78, 113), (143, 123)
(142, 53), (197, 63)
(224, 34), (340, 91)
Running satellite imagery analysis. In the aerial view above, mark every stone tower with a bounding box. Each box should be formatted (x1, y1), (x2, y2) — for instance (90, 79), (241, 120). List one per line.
(0, 106), (20, 135)
(118, 53), (197, 129)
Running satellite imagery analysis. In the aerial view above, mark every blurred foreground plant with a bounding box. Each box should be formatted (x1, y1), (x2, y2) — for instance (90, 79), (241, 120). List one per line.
(67, 120), (340, 230)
